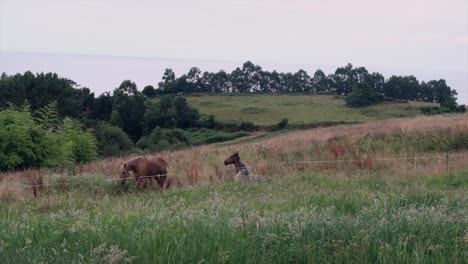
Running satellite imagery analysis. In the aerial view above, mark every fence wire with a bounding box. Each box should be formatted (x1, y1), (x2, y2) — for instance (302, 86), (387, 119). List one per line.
(13, 152), (468, 189)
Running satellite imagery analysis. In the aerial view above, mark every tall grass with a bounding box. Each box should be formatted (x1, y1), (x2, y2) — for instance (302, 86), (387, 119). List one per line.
(2, 113), (468, 190)
(0, 171), (466, 263)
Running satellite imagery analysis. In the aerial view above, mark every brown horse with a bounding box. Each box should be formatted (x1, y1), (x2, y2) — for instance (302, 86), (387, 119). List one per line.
(224, 152), (271, 182)
(120, 156), (171, 190)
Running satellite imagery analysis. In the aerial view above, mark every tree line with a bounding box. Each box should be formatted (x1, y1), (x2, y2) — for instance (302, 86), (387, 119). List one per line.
(147, 62), (461, 109)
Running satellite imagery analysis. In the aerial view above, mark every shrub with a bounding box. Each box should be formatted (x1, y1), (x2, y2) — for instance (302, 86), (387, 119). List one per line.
(93, 122), (134, 157)
(346, 83), (383, 107)
(59, 118), (98, 163)
(182, 128), (248, 145)
(276, 118), (289, 130)
(0, 106), (98, 171)
(239, 121), (258, 131)
(0, 107), (48, 170)
(136, 128), (189, 152)
(420, 105), (465, 115)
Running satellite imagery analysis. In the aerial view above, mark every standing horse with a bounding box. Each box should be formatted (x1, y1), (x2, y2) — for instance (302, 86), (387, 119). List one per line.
(120, 156), (171, 190)
(224, 152), (271, 182)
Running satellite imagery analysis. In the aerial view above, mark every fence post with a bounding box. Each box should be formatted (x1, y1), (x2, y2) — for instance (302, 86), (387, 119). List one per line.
(446, 152), (449, 173)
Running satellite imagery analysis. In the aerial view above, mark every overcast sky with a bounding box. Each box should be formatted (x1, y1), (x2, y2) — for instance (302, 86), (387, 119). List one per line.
(1, 0), (467, 102)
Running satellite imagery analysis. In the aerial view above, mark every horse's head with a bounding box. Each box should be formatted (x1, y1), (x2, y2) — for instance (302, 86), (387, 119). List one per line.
(224, 152), (240, 166)
(119, 163), (130, 187)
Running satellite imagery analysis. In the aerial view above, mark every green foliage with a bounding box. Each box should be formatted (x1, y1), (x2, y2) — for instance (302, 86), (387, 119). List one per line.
(93, 122), (134, 157)
(33, 100), (61, 131)
(276, 118), (289, 130)
(0, 71), (94, 118)
(111, 80), (146, 142)
(420, 105), (466, 115)
(0, 106), (48, 170)
(59, 118), (98, 163)
(143, 95), (200, 133)
(136, 127), (189, 152)
(142, 85), (157, 98)
(136, 127), (249, 152)
(0, 105), (97, 171)
(174, 96), (200, 128)
(346, 83), (384, 107)
(182, 128), (249, 145)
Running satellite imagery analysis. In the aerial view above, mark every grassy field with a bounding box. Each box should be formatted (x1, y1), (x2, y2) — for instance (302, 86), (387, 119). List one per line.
(1, 114), (468, 263)
(186, 94), (432, 125)
(0, 171), (466, 263)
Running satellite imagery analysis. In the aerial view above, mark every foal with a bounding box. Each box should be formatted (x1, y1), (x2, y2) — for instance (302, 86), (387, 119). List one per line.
(224, 152), (271, 182)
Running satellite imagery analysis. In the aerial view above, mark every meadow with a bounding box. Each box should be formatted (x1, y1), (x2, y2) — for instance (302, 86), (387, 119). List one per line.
(186, 94), (433, 126)
(1, 113), (467, 263)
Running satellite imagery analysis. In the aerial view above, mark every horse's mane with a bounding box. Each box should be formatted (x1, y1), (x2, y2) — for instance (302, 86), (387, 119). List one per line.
(122, 157), (144, 170)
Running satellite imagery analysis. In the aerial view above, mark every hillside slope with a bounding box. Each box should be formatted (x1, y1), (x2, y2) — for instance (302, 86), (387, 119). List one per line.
(186, 94), (435, 125)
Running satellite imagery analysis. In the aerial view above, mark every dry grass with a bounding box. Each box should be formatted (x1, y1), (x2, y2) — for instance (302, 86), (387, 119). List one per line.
(0, 178), (30, 204)
(1, 113), (467, 196)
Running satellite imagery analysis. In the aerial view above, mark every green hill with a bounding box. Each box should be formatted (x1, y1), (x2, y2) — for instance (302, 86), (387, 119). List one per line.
(186, 94), (433, 126)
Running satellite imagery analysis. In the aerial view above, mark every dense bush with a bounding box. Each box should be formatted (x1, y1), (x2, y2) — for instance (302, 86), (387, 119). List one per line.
(276, 118), (289, 130)
(345, 83), (384, 107)
(420, 105), (466, 115)
(0, 106), (98, 171)
(136, 127), (249, 152)
(136, 128), (189, 152)
(59, 118), (98, 163)
(182, 128), (249, 145)
(198, 118), (258, 132)
(93, 122), (134, 157)
(0, 107), (49, 170)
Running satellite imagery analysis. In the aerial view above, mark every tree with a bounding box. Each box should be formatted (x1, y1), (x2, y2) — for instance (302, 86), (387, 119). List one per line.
(136, 127), (189, 152)
(94, 122), (134, 157)
(158, 68), (176, 91)
(241, 61), (262, 92)
(280, 72), (295, 93)
(384, 76), (420, 101)
(311, 69), (330, 94)
(91, 92), (113, 120)
(333, 63), (357, 96)
(428, 79), (458, 108)
(174, 96), (200, 128)
(230, 67), (245, 93)
(0, 71), (94, 119)
(365, 72), (385, 96)
(346, 83), (383, 107)
(142, 85), (157, 98)
(111, 80), (146, 141)
(187, 67), (202, 92)
(293, 69), (312, 93)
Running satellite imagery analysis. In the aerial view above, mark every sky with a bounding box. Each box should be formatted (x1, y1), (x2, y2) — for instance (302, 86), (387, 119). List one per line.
(1, 0), (467, 103)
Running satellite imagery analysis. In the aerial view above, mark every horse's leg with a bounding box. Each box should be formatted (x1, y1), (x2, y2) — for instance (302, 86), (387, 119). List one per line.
(135, 175), (145, 190)
(151, 176), (161, 191)
(163, 177), (171, 190)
